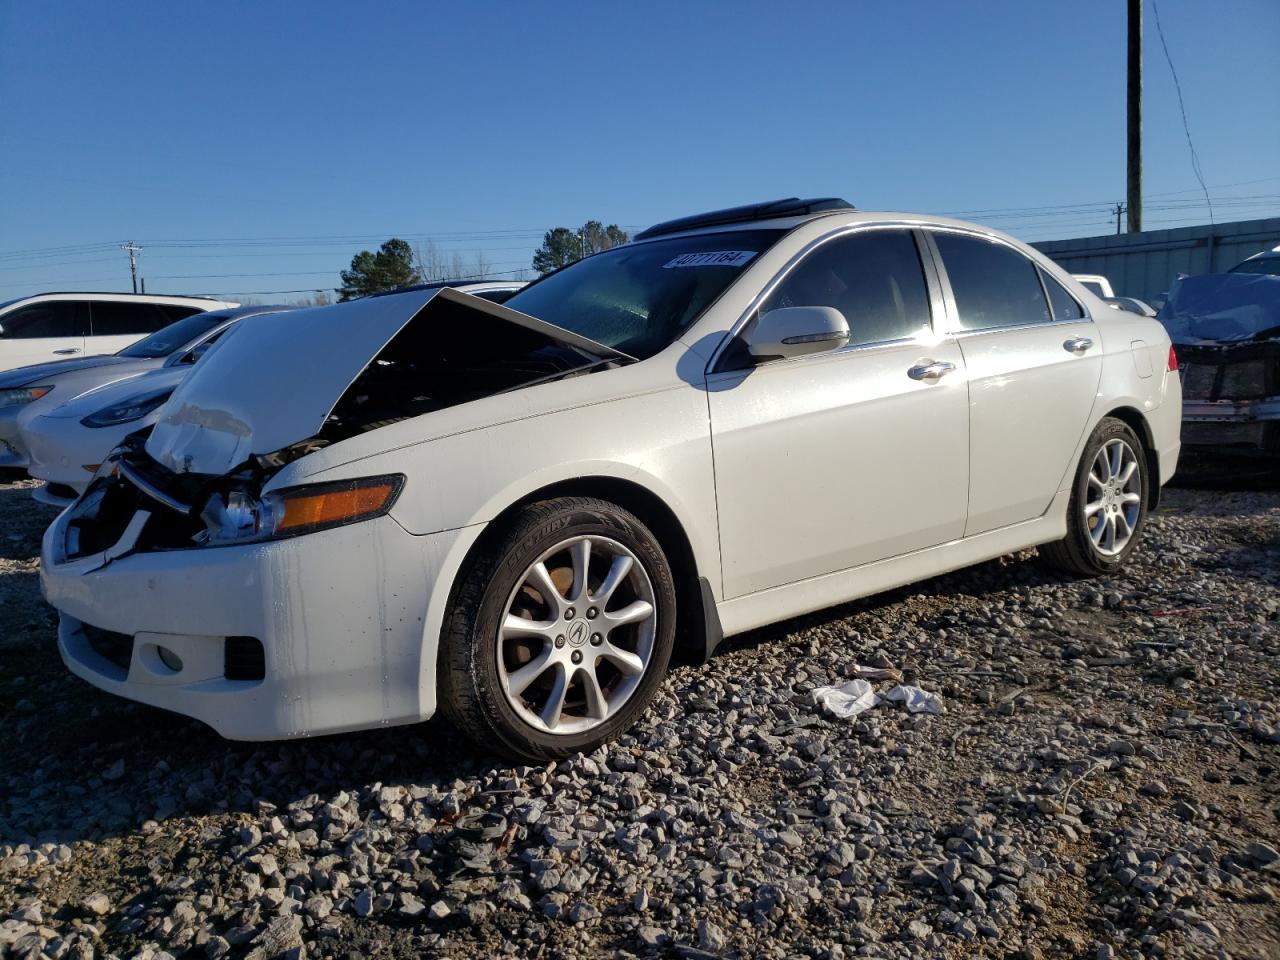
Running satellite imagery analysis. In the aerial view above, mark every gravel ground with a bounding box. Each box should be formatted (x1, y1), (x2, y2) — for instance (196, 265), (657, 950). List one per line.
(1, 473), (1277, 960)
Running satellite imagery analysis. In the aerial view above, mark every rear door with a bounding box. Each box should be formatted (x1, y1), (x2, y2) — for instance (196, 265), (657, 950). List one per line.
(88, 300), (191, 355)
(707, 227), (969, 598)
(928, 230), (1101, 536)
(0, 301), (89, 371)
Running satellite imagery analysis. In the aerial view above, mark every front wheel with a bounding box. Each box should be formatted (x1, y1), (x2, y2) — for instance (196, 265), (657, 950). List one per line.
(1039, 417), (1150, 576)
(439, 497), (677, 762)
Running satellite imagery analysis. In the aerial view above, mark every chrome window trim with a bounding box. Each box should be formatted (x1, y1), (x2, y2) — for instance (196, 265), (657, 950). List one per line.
(923, 225), (1095, 335)
(705, 332), (930, 380)
(707, 221), (942, 374)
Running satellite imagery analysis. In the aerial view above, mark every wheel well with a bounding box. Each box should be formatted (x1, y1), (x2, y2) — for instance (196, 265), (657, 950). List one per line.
(1103, 406), (1161, 511)
(459, 477), (713, 665)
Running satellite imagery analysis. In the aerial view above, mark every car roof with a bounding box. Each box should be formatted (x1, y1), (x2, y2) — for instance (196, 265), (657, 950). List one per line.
(1, 291), (232, 306)
(622, 208), (1031, 246)
(195, 304), (294, 320)
(633, 198), (856, 241)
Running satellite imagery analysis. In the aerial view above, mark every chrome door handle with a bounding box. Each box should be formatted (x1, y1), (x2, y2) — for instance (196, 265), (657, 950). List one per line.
(1063, 337), (1094, 354)
(907, 359), (956, 381)
(52, 348), (81, 355)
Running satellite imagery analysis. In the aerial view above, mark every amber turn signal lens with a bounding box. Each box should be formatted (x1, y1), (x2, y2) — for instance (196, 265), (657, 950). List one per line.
(276, 478), (401, 533)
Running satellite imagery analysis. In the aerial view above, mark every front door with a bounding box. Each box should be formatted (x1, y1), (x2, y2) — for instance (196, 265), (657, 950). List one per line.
(707, 227), (970, 599)
(0, 301), (89, 371)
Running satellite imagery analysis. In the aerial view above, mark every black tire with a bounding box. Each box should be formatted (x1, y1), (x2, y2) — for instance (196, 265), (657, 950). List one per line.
(438, 496), (677, 762)
(1039, 416), (1150, 576)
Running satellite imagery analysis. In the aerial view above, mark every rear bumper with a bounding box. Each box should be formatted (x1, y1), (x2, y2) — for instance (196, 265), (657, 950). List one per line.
(1182, 396), (1280, 457)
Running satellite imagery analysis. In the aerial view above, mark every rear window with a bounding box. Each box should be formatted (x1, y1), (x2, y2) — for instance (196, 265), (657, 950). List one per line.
(934, 232), (1052, 330)
(90, 301), (173, 336)
(117, 312), (224, 358)
(1229, 256), (1280, 277)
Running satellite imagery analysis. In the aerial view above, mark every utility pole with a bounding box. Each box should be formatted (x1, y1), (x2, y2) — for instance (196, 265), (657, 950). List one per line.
(121, 241), (142, 293)
(1113, 203), (1126, 235)
(1127, 0), (1143, 233)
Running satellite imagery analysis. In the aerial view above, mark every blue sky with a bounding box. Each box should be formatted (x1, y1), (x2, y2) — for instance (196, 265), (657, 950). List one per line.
(2, 0), (1277, 301)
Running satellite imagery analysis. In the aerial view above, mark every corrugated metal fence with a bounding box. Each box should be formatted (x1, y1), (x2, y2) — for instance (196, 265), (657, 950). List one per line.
(1032, 217), (1280, 303)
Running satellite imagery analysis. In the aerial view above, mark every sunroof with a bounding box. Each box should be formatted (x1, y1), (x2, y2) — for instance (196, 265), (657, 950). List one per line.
(633, 197), (855, 241)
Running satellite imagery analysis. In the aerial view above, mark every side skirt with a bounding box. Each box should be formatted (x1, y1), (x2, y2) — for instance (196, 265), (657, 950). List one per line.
(715, 489), (1070, 638)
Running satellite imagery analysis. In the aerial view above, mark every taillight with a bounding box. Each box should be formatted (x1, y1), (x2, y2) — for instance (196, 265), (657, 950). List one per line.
(1167, 345), (1178, 371)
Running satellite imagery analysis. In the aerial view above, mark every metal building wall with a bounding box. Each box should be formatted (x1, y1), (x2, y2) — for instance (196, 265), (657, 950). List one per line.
(1031, 217), (1280, 303)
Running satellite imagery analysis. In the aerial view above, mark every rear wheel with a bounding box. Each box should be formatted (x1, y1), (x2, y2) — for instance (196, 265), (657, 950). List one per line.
(439, 497), (676, 762)
(1039, 417), (1150, 576)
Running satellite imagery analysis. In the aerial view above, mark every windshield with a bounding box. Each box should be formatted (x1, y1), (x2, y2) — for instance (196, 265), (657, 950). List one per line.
(117, 311), (226, 358)
(1230, 256), (1280, 277)
(503, 229), (785, 359)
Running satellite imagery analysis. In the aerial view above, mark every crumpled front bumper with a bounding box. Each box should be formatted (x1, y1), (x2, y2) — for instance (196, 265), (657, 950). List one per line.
(41, 484), (473, 740)
(0, 407), (29, 467)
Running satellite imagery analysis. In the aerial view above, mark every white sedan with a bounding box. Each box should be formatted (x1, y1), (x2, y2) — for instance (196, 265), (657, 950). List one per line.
(40, 199), (1181, 761)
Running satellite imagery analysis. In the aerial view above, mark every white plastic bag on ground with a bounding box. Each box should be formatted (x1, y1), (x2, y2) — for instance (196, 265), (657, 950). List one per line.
(885, 684), (944, 715)
(811, 678), (882, 718)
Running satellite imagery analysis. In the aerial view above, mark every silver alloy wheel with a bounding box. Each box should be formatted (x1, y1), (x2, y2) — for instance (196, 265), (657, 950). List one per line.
(497, 535), (657, 735)
(1084, 438), (1142, 556)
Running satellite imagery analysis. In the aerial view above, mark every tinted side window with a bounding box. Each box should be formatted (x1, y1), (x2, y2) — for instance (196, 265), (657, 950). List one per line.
(761, 229), (931, 346)
(0, 301), (89, 338)
(89, 301), (171, 336)
(1040, 269), (1085, 320)
(934, 233), (1051, 330)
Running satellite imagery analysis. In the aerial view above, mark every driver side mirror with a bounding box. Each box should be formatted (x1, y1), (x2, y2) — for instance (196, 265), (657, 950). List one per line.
(746, 306), (850, 361)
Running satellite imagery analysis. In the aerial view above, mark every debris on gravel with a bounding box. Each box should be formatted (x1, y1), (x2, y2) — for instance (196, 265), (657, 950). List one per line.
(1, 474), (1277, 958)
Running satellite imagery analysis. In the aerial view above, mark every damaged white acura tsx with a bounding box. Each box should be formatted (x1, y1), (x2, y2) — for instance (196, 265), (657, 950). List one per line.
(41, 198), (1182, 761)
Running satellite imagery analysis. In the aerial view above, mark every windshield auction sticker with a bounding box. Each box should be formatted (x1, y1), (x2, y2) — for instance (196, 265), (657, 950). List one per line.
(663, 251), (757, 269)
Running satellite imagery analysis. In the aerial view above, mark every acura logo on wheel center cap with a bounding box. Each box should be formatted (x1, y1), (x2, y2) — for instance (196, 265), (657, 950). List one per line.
(567, 619), (590, 647)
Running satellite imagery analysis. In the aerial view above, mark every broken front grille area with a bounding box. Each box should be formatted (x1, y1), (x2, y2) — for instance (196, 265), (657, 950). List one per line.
(64, 457), (214, 561)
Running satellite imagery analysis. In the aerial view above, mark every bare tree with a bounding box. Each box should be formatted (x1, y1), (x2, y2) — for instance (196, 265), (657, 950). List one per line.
(414, 241), (500, 282)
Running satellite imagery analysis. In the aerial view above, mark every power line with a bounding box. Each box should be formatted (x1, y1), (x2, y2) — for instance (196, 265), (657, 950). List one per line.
(1151, 0), (1213, 223)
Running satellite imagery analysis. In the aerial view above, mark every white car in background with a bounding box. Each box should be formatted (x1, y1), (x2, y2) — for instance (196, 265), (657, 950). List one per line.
(19, 308), (292, 505)
(17, 284), (522, 504)
(0, 306), (284, 474)
(0, 292), (236, 372)
(41, 198), (1181, 762)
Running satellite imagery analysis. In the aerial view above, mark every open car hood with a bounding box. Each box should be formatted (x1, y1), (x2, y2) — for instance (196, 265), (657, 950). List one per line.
(145, 286), (626, 476)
